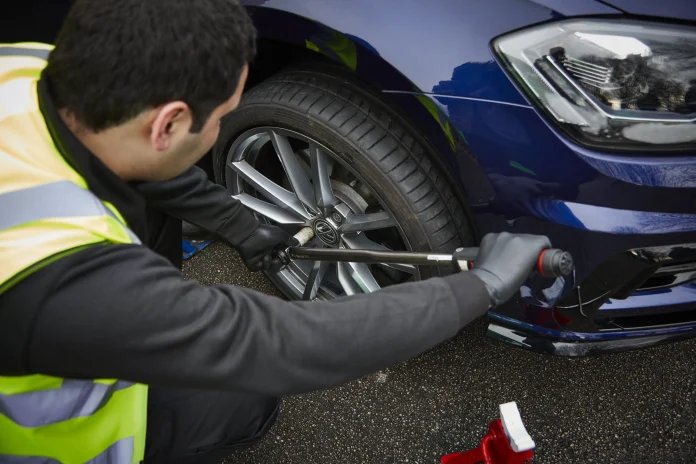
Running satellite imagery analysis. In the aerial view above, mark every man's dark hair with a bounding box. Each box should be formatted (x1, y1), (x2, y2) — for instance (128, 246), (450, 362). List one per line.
(45, 0), (256, 133)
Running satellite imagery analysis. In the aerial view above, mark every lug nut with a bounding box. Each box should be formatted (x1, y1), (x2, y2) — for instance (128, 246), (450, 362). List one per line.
(332, 212), (343, 223)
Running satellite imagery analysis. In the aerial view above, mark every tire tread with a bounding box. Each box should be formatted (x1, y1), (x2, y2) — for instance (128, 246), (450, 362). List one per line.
(228, 70), (473, 258)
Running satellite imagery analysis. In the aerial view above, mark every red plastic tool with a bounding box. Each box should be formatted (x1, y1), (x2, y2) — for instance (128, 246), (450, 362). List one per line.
(441, 403), (534, 464)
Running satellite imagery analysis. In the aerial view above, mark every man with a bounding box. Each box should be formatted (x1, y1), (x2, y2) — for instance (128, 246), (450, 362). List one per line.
(0, 0), (553, 463)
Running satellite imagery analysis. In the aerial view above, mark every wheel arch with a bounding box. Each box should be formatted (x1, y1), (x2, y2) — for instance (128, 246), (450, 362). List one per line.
(245, 8), (490, 241)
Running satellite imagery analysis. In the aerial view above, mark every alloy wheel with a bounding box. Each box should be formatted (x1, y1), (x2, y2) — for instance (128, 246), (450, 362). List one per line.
(225, 127), (419, 300)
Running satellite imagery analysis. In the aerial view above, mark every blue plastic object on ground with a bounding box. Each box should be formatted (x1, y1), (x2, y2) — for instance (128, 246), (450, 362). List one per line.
(182, 239), (214, 260)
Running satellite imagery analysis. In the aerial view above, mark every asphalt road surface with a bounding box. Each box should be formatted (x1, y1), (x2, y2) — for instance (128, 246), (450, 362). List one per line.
(183, 242), (696, 464)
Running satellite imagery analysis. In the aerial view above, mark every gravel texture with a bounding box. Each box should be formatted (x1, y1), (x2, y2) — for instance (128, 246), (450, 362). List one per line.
(183, 242), (696, 464)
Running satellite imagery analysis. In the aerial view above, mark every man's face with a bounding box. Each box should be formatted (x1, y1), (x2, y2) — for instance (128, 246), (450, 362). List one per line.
(148, 65), (249, 181)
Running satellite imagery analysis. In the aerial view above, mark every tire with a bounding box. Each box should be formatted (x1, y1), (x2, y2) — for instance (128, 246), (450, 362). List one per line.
(213, 68), (474, 293)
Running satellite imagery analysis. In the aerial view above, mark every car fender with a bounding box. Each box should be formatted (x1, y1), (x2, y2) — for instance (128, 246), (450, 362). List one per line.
(242, 1), (623, 209)
(243, 0), (620, 100)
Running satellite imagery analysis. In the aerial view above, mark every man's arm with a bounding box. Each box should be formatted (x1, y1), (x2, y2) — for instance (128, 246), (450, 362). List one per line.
(0, 243), (490, 396)
(134, 165), (259, 246)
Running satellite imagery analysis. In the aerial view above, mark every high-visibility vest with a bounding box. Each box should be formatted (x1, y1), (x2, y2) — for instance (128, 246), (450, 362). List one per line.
(0, 43), (148, 464)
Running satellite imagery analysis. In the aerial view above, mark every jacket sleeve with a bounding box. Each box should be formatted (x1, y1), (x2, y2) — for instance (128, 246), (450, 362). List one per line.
(2, 244), (491, 396)
(133, 166), (259, 246)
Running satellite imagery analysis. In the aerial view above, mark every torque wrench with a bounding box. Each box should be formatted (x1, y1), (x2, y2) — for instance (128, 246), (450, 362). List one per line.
(277, 227), (574, 278)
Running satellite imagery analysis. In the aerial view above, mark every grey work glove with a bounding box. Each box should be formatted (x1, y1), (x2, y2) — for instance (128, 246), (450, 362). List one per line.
(469, 232), (552, 307)
(237, 224), (296, 272)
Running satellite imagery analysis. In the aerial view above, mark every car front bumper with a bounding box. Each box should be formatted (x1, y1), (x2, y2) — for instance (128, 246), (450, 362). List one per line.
(483, 218), (696, 355)
(487, 315), (696, 356)
(425, 92), (696, 354)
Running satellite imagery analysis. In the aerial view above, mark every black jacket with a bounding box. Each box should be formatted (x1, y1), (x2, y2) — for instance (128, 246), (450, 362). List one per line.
(0, 76), (490, 396)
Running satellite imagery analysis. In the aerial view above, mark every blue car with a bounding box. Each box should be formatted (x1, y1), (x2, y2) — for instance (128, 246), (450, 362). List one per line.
(214, 0), (695, 356)
(18, 0), (695, 355)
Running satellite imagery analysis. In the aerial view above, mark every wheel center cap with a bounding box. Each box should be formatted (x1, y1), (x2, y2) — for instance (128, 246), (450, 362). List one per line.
(313, 218), (339, 246)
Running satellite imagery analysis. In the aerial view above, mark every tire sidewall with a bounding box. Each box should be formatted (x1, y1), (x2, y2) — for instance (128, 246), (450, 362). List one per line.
(214, 74), (469, 280)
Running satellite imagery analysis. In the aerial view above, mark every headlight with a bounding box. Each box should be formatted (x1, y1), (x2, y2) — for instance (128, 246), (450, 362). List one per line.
(493, 19), (696, 152)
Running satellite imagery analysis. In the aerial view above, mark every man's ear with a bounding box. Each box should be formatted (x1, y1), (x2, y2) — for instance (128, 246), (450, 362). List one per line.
(150, 101), (192, 151)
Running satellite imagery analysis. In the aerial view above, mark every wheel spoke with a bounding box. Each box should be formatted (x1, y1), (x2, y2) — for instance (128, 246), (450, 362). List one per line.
(309, 146), (337, 216)
(302, 260), (330, 300)
(269, 130), (318, 214)
(229, 160), (310, 220)
(342, 233), (417, 274)
(340, 211), (396, 233)
(334, 203), (352, 216)
(337, 262), (363, 296)
(232, 193), (306, 225)
(347, 261), (381, 293)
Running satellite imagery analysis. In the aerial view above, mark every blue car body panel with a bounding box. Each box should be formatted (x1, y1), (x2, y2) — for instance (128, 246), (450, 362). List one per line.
(243, 0), (696, 354)
(598, 0), (696, 21)
(249, 0), (601, 100)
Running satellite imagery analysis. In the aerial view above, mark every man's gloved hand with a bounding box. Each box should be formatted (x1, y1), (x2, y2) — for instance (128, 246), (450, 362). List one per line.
(469, 232), (552, 307)
(237, 224), (295, 272)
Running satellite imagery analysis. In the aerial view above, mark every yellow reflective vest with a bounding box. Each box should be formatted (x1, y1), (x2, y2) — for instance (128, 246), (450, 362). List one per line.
(0, 43), (148, 463)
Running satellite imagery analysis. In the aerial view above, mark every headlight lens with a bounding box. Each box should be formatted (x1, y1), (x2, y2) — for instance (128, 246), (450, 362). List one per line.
(493, 19), (696, 152)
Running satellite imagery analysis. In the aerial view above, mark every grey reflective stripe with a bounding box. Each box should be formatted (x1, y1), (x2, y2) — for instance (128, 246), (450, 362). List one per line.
(0, 436), (133, 464)
(0, 46), (50, 60)
(85, 437), (134, 464)
(0, 380), (135, 427)
(0, 181), (106, 230)
(0, 180), (141, 244)
(0, 456), (59, 463)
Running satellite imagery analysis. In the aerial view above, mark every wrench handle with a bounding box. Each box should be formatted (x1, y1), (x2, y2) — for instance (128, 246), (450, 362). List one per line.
(283, 228), (574, 278)
(452, 247), (573, 277)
